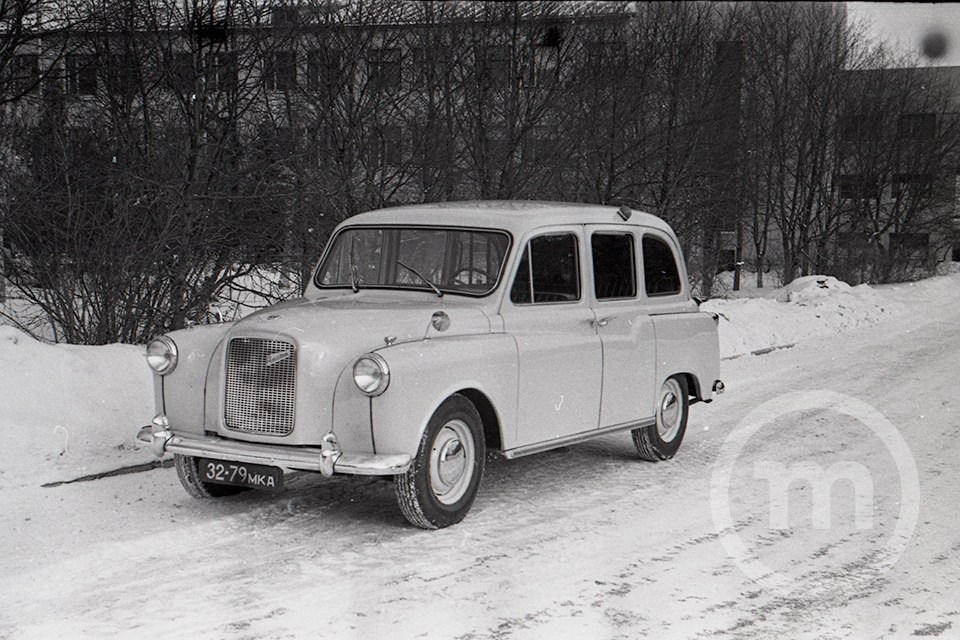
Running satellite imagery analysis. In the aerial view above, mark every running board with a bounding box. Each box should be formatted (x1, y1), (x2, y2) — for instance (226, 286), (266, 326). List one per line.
(501, 417), (656, 460)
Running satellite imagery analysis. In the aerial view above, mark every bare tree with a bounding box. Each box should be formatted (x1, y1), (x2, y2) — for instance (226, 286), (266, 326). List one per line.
(737, 3), (852, 285)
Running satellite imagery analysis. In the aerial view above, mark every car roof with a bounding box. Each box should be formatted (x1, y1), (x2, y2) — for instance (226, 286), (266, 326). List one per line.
(337, 200), (676, 237)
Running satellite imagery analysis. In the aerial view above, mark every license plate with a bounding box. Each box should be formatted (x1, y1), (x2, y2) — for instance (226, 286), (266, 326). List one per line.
(198, 458), (283, 491)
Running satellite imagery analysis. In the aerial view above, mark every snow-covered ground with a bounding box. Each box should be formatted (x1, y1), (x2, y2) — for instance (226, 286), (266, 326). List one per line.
(1, 273), (959, 638)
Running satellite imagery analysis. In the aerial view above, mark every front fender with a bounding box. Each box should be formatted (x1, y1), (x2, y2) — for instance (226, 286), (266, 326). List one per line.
(156, 322), (234, 435)
(369, 334), (518, 457)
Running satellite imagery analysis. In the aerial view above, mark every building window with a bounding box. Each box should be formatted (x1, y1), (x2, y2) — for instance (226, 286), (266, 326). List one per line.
(274, 126), (296, 158)
(838, 174), (880, 201)
(367, 48), (401, 89)
(480, 45), (510, 85)
(107, 54), (138, 96)
(11, 54), (39, 94)
(541, 25), (564, 48)
(527, 127), (559, 166)
(410, 46), (448, 88)
(534, 45), (559, 84)
(307, 48), (341, 91)
(411, 121), (452, 183)
(897, 113), (935, 141)
(369, 125), (402, 166)
(893, 173), (934, 199)
(838, 231), (869, 251)
(271, 5), (299, 27)
(840, 113), (882, 143)
(309, 125), (344, 166)
(266, 50), (297, 91)
(584, 41), (626, 70)
(66, 54), (98, 95)
(168, 52), (193, 93)
(213, 52), (238, 92)
(410, 47), (426, 87)
(888, 232), (929, 252)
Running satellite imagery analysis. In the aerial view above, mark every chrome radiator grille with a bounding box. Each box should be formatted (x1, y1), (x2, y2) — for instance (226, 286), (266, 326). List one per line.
(224, 337), (297, 436)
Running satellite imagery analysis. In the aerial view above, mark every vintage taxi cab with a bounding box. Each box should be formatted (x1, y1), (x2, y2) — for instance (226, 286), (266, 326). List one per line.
(137, 201), (723, 529)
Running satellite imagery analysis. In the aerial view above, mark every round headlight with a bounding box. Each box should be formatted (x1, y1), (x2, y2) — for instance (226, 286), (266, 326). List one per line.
(353, 353), (390, 396)
(146, 336), (178, 375)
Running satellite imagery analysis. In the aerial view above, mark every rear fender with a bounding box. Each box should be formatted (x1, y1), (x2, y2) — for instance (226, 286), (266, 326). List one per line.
(651, 311), (721, 404)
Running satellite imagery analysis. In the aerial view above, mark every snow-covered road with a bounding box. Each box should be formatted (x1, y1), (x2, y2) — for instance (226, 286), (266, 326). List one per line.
(2, 279), (959, 639)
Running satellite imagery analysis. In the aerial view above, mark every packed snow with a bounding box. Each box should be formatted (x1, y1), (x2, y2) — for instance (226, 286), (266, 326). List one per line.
(1, 271), (959, 639)
(0, 325), (153, 489)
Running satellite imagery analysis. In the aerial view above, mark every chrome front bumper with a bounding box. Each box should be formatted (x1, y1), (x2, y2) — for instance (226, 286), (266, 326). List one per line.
(136, 416), (411, 477)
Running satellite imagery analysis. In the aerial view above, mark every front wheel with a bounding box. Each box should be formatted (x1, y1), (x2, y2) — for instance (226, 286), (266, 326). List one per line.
(395, 395), (485, 529)
(632, 376), (689, 462)
(174, 454), (248, 498)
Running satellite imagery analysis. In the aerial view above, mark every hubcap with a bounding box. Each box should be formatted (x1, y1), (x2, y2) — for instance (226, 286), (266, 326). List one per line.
(429, 419), (475, 505)
(657, 379), (683, 442)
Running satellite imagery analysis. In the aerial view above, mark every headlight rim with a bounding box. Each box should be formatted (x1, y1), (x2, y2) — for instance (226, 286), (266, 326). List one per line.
(353, 352), (390, 396)
(146, 335), (178, 376)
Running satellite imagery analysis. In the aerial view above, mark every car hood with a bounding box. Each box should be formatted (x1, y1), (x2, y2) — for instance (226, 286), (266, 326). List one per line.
(226, 291), (493, 366)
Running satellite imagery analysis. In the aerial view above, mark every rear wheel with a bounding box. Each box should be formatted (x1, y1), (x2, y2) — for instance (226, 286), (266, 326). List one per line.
(395, 395), (485, 529)
(174, 454), (248, 498)
(633, 376), (689, 462)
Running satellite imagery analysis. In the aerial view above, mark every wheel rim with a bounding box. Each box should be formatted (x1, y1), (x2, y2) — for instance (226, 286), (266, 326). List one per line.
(429, 419), (475, 505)
(657, 379), (683, 442)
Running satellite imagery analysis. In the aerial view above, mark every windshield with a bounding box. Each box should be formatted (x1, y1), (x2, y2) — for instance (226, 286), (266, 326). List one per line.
(315, 226), (511, 296)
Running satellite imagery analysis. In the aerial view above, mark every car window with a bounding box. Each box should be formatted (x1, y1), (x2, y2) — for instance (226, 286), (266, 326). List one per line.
(592, 233), (637, 300)
(510, 233), (581, 304)
(316, 226), (510, 296)
(642, 235), (682, 296)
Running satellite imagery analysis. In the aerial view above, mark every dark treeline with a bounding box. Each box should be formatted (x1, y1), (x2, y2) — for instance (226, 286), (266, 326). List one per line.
(1, 1), (957, 344)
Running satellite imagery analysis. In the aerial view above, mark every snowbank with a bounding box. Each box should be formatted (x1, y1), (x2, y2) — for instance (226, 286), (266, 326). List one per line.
(703, 272), (960, 359)
(0, 326), (154, 489)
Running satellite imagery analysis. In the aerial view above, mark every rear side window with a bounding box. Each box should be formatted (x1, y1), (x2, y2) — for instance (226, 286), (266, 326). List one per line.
(642, 235), (681, 296)
(510, 233), (581, 304)
(591, 233), (637, 300)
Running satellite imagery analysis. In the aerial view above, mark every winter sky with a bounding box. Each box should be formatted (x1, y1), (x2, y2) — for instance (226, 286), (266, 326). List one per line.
(847, 2), (960, 66)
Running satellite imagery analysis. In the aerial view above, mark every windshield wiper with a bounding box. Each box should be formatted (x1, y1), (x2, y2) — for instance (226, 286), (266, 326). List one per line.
(396, 260), (443, 298)
(349, 235), (360, 293)
(349, 264), (360, 293)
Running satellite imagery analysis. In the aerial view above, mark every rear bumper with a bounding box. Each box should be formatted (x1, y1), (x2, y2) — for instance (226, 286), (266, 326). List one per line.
(136, 416), (411, 477)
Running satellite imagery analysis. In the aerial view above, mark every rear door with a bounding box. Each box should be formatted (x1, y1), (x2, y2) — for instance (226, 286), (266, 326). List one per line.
(587, 226), (657, 427)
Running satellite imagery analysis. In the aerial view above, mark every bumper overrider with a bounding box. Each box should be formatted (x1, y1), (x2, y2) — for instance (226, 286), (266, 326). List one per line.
(136, 415), (412, 477)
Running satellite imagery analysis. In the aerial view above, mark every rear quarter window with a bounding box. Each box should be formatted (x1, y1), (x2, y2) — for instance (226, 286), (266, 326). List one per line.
(642, 235), (682, 296)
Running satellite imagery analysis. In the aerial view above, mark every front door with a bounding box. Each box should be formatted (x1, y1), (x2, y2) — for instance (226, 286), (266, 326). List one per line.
(499, 228), (603, 446)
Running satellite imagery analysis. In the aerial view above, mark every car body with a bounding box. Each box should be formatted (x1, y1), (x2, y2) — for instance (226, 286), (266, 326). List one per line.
(137, 201), (723, 528)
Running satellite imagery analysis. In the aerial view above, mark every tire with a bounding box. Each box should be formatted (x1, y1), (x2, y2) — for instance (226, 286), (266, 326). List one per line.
(395, 394), (485, 529)
(174, 454), (249, 499)
(632, 376), (689, 462)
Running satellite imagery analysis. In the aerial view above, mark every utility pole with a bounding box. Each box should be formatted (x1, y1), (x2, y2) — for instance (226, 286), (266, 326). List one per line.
(710, 40), (744, 293)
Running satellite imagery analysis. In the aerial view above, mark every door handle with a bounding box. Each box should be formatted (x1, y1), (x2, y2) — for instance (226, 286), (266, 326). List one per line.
(592, 317), (609, 328)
